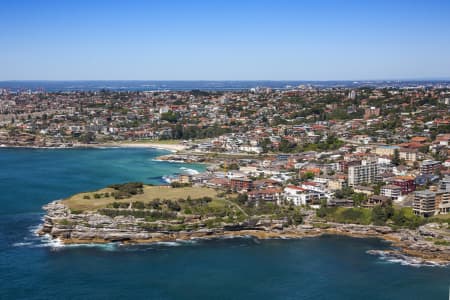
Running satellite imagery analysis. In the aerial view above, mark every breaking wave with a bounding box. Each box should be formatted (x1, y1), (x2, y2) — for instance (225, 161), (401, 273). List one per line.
(367, 250), (450, 267)
(179, 167), (199, 175)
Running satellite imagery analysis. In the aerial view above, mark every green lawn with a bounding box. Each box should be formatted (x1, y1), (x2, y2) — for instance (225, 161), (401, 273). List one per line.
(62, 186), (219, 211)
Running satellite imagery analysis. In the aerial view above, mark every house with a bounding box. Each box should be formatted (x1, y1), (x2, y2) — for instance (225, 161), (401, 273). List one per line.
(179, 174), (192, 184)
(284, 185), (306, 206)
(375, 145), (399, 156)
(327, 176), (347, 191)
(248, 188), (282, 204)
(206, 178), (230, 189)
(410, 136), (428, 144)
(328, 198), (354, 207)
(363, 195), (390, 208)
(283, 185), (323, 206)
(353, 185), (374, 196)
(253, 179), (282, 190)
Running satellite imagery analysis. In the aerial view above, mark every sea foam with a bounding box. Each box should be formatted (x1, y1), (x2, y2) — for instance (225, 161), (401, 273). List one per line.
(367, 250), (449, 267)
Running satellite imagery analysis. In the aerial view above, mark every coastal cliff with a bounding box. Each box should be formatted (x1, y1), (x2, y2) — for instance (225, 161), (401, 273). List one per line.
(38, 199), (450, 266)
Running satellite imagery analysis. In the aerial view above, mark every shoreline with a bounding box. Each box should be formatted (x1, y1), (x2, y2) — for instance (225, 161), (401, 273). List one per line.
(41, 225), (450, 266)
(38, 200), (450, 266)
(0, 142), (188, 152)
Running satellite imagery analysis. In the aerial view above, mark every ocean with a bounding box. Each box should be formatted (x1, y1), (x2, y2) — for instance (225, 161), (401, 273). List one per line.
(1, 80), (449, 92)
(0, 148), (449, 299)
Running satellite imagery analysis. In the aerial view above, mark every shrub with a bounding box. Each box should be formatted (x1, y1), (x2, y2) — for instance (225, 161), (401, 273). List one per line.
(108, 182), (144, 199)
(132, 201), (145, 209)
(170, 182), (192, 188)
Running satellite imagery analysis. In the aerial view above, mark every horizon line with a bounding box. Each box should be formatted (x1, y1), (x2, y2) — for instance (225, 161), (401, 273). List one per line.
(1, 78), (450, 82)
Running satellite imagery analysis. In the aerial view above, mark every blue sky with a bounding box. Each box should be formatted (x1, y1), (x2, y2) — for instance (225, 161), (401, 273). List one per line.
(1, 0), (450, 80)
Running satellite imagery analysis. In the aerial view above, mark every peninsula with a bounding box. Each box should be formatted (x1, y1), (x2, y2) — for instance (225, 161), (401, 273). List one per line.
(38, 183), (450, 265)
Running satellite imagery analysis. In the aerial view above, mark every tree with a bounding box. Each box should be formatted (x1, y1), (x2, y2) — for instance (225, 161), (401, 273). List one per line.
(236, 193), (248, 204)
(301, 171), (315, 181)
(371, 205), (387, 225)
(161, 110), (178, 123)
(79, 132), (96, 144)
(352, 193), (367, 207)
(392, 149), (400, 166)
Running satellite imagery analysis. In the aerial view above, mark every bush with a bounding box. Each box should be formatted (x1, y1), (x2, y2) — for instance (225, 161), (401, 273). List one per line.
(132, 201), (145, 209)
(392, 208), (425, 229)
(167, 200), (181, 211)
(170, 182), (192, 188)
(99, 208), (176, 220)
(83, 195), (91, 200)
(341, 209), (364, 222)
(109, 182), (144, 199)
(108, 202), (129, 209)
(434, 240), (450, 246)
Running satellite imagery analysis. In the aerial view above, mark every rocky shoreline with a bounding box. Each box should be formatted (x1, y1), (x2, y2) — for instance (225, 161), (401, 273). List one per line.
(37, 200), (450, 266)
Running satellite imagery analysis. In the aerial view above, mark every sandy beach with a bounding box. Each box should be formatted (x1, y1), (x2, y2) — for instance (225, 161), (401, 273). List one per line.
(110, 142), (187, 152)
(0, 142), (188, 152)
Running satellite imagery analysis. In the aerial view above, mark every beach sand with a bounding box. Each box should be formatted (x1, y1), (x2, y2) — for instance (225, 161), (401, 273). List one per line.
(112, 142), (187, 152)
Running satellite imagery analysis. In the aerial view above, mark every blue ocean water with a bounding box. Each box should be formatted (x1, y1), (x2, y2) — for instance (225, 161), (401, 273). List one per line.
(1, 80), (449, 92)
(0, 148), (449, 300)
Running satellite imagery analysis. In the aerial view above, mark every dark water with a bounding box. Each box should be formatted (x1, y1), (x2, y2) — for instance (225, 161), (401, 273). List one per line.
(0, 148), (449, 299)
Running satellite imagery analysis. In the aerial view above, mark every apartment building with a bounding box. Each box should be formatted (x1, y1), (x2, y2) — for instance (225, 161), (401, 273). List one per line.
(420, 160), (441, 175)
(381, 185), (402, 201)
(348, 159), (378, 186)
(413, 190), (436, 217)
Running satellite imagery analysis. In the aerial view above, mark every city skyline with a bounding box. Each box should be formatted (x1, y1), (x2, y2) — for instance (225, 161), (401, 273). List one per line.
(2, 0), (450, 81)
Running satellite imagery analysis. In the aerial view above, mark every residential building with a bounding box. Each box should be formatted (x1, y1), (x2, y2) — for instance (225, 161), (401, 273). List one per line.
(248, 188), (282, 204)
(399, 148), (418, 162)
(230, 178), (253, 192)
(348, 159), (378, 186)
(375, 145), (399, 156)
(390, 176), (416, 194)
(439, 176), (450, 191)
(363, 195), (390, 208)
(420, 160), (441, 175)
(435, 191), (450, 214)
(327, 176), (347, 191)
(283, 185), (323, 206)
(353, 185), (374, 196)
(413, 190), (436, 217)
(380, 185), (403, 201)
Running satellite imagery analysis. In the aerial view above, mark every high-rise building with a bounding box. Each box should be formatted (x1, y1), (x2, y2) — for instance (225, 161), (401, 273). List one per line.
(348, 159), (378, 186)
(348, 90), (356, 100)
